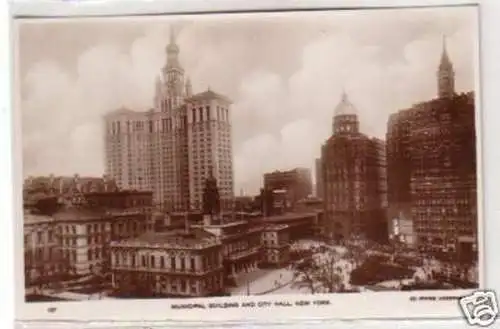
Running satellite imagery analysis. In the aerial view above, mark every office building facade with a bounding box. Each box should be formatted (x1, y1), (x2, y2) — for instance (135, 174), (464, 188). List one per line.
(104, 29), (234, 212)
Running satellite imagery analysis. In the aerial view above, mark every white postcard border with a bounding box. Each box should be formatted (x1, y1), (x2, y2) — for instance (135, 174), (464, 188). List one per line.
(11, 2), (485, 323)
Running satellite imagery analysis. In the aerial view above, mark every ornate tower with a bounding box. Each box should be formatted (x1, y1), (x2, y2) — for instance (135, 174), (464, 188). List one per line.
(332, 90), (359, 135)
(159, 27), (185, 112)
(437, 35), (455, 99)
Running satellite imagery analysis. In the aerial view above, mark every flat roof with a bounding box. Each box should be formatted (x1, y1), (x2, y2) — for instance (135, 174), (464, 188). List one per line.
(264, 224), (289, 231)
(265, 212), (317, 223)
(111, 228), (219, 249)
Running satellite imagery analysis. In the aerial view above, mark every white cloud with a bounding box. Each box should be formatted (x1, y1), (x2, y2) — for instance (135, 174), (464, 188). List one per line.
(20, 7), (477, 195)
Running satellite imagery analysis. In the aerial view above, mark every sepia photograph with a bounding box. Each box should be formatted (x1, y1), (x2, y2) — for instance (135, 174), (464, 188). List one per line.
(14, 3), (482, 321)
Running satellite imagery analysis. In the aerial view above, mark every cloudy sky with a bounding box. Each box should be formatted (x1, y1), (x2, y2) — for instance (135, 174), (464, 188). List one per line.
(18, 6), (478, 195)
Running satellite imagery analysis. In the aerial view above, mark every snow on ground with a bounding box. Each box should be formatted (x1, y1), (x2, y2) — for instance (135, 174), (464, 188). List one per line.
(375, 279), (414, 288)
(267, 281), (311, 295)
(229, 267), (295, 295)
(291, 239), (324, 250)
(230, 241), (363, 296)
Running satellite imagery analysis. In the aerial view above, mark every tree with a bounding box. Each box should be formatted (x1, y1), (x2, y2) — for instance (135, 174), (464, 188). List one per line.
(33, 196), (62, 215)
(202, 167), (221, 219)
(291, 248), (344, 294)
(344, 244), (366, 268)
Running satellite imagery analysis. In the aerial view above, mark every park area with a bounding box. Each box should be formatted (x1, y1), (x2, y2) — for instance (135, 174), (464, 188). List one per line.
(229, 238), (475, 296)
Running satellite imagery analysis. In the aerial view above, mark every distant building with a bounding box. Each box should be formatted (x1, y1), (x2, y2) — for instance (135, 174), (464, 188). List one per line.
(263, 167), (313, 208)
(50, 189), (153, 276)
(315, 158), (324, 199)
(386, 38), (477, 259)
(104, 29), (234, 212)
(320, 91), (387, 242)
(23, 174), (118, 211)
(110, 229), (224, 297)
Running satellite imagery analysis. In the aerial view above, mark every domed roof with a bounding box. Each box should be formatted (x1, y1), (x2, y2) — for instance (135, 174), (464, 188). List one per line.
(334, 91), (357, 116)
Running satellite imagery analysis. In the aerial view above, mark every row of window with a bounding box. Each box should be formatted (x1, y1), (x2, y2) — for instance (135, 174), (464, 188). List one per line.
(115, 273), (222, 294)
(108, 106), (231, 136)
(112, 252), (220, 272)
(191, 106), (229, 123)
(87, 247), (106, 261)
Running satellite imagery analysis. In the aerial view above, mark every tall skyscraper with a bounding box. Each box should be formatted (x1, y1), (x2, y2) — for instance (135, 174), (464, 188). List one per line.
(104, 29), (234, 212)
(320, 92), (386, 242)
(386, 38), (477, 258)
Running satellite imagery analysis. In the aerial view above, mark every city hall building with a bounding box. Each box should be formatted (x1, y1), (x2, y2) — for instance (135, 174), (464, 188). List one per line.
(109, 228), (224, 298)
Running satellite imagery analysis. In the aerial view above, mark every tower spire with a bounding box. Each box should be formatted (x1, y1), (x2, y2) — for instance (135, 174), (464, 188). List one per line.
(169, 26), (176, 45)
(341, 87), (347, 102)
(161, 25), (184, 110)
(440, 34), (451, 67)
(437, 34), (455, 98)
(166, 26), (180, 56)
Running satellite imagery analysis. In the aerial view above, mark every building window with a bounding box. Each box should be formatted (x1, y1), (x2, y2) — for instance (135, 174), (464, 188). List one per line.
(190, 257), (196, 271)
(171, 257), (175, 270)
(199, 107), (203, 122)
(180, 256), (185, 271)
(160, 256), (165, 268)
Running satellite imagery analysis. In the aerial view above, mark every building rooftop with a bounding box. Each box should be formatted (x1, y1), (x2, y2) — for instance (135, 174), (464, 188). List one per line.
(324, 130), (370, 145)
(186, 89), (232, 104)
(264, 224), (289, 231)
(110, 228), (220, 250)
(104, 107), (140, 117)
(84, 190), (152, 197)
(334, 92), (358, 116)
(265, 212), (317, 223)
(52, 207), (108, 222)
(24, 213), (54, 225)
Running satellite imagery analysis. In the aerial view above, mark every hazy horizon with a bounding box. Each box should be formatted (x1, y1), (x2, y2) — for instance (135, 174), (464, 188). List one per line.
(18, 6), (478, 195)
